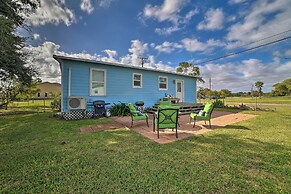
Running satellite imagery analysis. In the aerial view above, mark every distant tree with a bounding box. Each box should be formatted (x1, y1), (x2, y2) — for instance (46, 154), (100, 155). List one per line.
(271, 78), (291, 96)
(0, 0), (39, 84)
(0, 78), (39, 109)
(176, 62), (205, 83)
(255, 81), (264, 98)
(272, 83), (288, 96)
(219, 89), (231, 98)
(197, 87), (206, 99)
(16, 82), (40, 100)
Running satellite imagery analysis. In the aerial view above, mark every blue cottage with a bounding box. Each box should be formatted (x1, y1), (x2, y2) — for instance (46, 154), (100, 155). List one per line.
(53, 55), (198, 113)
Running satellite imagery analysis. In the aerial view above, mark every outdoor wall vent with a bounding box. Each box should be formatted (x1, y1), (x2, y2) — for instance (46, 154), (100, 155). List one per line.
(68, 96), (86, 110)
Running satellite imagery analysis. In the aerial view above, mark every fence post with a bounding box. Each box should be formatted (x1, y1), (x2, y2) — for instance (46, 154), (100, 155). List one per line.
(43, 98), (46, 112)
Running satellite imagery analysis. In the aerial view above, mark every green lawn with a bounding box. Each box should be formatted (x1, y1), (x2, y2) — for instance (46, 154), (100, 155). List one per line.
(1, 108), (291, 193)
(0, 99), (54, 114)
(224, 96), (291, 104)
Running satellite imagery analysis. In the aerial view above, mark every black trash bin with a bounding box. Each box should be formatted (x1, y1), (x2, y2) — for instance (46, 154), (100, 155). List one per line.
(92, 100), (110, 118)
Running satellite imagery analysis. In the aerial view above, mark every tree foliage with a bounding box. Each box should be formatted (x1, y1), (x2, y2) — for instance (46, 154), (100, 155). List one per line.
(255, 81), (264, 98)
(0, 78), (39, 109)
(197, 87), (232, 99)
(176, 62), (205, 83)
(271, 78), (291, 96)
(219, 89), (232, 98)
(0, 0), (39, 84)
(0, 0), (39, 108)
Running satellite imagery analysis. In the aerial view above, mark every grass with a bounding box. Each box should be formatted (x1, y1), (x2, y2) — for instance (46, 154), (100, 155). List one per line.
(0, 99), (54, 115)
(224, 96), (291, 104)
(0, 108), (291, 193)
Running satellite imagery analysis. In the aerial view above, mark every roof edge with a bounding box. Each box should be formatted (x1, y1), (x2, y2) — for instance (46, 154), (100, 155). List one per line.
(53, 54), (200, 79)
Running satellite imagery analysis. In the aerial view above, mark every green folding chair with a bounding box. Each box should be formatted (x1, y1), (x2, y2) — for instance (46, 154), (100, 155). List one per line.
(153, 108), (179, 138)
(190, 103), (214, 128)
(128, 103), (149, 128)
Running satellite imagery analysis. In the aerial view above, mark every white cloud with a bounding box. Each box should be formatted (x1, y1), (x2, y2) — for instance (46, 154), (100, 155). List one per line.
(155, 41), (182, 53)
(181, 38), (225, 53)
(199, 57), (291, 92)
(103, 49), (117, 58)
(228, 0), (248, 4)
(197, 8), (224, 30)
(119, 40), (148, 66)
(143, 0), (187, 24)
(155, 26), (180, 35)
(185, 9), (198, 20)
(206, 39), (226, 47)
(182, 38), (207, 52)
(99, 0), (118, 7)
(226, 0), (291, 46)
(27, 0), (75, 26)
(22, 42), (62, 83)
(80, 0), (94, 14)
(21, 41), (103, 83)
(102, 49), (118, 62)
(142, 0), (196, 35)
(155, 61), (176, 72)
(33, 33), (40, 40)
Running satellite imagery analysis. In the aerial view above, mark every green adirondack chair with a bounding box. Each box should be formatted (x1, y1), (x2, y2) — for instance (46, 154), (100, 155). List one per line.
(158, 100), (172, 108)
(128, 103), (149, 128)
(153, 108), (179, 138)
(190, 103), (214, 128)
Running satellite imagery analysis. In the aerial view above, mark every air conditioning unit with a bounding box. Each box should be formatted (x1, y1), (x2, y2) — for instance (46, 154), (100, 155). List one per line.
(68, 96), (86, 110)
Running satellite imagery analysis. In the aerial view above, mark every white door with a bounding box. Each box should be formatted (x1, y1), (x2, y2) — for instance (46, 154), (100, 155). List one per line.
(176, 80), (184, 102)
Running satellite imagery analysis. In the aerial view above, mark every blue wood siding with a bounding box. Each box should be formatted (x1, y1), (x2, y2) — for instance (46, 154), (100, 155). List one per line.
(61, 60), (196, 112)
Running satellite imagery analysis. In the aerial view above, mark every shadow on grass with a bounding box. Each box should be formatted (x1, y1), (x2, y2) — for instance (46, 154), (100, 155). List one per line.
(223, 125), (251, 130)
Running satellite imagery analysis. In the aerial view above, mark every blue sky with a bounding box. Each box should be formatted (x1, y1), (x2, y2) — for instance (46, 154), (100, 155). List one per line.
(23, 0), (291, 92)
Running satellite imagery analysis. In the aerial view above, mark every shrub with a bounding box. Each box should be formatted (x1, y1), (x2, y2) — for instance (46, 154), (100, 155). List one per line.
(50, 92), (61, 111)
(109, 102), (130, 116)
(213, 99), (224, 108)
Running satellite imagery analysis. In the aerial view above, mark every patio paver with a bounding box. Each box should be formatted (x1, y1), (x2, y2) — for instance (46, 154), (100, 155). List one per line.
(112, 111), (257, 144)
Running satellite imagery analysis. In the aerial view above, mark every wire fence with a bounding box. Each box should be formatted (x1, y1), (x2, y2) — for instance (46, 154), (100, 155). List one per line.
(0, 98), (57, 115)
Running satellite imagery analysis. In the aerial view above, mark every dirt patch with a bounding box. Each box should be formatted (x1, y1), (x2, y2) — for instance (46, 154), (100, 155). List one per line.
(80, 122), (124, 132)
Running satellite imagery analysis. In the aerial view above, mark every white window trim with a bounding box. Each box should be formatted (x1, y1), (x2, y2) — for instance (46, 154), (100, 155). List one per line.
(159, 76), (168, 90)
(132, 73), (142, 88)
(90, 68), (106, 96)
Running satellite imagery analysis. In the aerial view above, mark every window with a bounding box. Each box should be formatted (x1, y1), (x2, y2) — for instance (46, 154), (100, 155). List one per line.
(45, 92), (48, 97)
(90, 68), (106, 96)
(133, 73), (142, 88)
(37, 93), (40, 97)
(159, 76), (168, 90)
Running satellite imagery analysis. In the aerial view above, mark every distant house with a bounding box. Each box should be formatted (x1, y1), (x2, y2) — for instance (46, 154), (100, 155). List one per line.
(53, 55), (198, 113)
(35, 82), (61, 98)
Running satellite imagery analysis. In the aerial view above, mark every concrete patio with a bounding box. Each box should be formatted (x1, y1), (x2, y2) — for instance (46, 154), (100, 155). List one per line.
(112, 111), (257, 144)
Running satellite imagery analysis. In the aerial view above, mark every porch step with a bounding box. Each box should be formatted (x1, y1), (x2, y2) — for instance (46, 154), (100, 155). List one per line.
(146, 103), (204, 115)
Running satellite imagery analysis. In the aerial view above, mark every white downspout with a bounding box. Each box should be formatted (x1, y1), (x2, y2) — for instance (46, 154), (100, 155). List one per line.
(68, 67), (71, 97)
(60, 61), (64, 112)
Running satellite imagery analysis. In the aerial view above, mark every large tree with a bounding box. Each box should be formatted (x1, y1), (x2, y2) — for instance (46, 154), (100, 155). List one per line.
(255, 81), (264, 98)
(0, 0), (38, 84)
(0, 0), (39, 107)
(176, 62), (205, 83)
